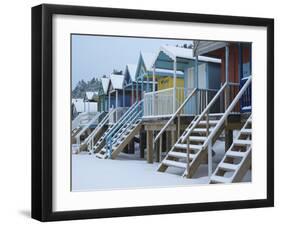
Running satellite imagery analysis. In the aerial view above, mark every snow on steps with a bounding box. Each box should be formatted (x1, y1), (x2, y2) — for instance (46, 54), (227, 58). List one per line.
(158, 113), (223, 178)
(210, 115), (252, 184)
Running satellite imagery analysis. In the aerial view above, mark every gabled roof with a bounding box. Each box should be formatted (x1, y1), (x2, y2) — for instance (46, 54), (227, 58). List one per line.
(85, 92), (94, 100)
(126, 64), (137, 82)
(157, 45), (221, 64)
(141, 52), (155, 70)
(110, 74), (124, 90)
(73, 100), (84, 113)
(101, 77), (110, 93)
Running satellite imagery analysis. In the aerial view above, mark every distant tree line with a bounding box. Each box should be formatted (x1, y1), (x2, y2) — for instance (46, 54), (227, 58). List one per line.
(72, 77), (101, 98)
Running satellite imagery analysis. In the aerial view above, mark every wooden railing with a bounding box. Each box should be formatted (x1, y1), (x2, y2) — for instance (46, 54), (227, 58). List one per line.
(154, 88), (197, 143)
(183, 76), (252, 177)
(143, 87), (193, 117)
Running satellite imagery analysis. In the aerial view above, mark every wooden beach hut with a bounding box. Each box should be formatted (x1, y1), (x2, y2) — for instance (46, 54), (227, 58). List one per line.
(98, 77), (110, 112)
(193, 41), (252, 112)
(144, 45), (221, 116)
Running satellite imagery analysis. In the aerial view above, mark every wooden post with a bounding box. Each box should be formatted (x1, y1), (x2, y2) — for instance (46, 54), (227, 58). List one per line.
(208, 142), (212, 177)
(173, 59), (177, 112)
(186, 138), (190, 177)
(171, 130), (176, 147)
(147, 130), (153, 163)
(195, 56), (198, 114)
(136, 79), (139, 102)
(123, 87), (125, 107)
(177, 113), (180, 140)
(225, 127), (233, 151)
(109, 91), (111, 109)
(128, 140), (135, 154)
(131, 83), (134, 105)
(225, 45), (230, 110)
(139, 129), (146, 158)
(152, 65), (155, 115)
(116, 90), (118, 108)
(166, 131), (171, 151)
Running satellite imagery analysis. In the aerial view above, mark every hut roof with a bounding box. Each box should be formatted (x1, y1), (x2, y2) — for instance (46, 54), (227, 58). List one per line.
(126, 64), (137, 82)
(110, 74), (124, 90)
(101, 77), (110, 93)
(157, 45), (221, 63)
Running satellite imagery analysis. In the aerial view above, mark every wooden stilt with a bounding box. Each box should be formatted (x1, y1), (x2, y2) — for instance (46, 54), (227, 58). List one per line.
(139, 130), (146, 158)
(147, 130), (153, 163)
(128, 140), (135, 154)
(225, 127), (233, 151)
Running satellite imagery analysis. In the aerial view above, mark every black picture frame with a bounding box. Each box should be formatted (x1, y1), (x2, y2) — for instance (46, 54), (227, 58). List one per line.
(31, 3), (274, 222)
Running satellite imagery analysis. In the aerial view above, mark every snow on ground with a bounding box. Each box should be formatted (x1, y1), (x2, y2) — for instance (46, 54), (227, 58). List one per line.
(72, 139), (251, 191)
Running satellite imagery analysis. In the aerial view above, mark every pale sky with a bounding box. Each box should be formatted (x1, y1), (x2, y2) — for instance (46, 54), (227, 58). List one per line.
(71, 34), (192, 89)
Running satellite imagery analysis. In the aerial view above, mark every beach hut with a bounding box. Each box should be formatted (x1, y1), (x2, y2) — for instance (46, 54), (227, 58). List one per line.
(108, 74), (125, 108)
(193, 41), (252, 112)
(135, 52), (185, 114)
(145, 45), (221, 116)
(123, 64), (139, 106)
(72, 98), (85, 118)
(98, 77), (110, 112)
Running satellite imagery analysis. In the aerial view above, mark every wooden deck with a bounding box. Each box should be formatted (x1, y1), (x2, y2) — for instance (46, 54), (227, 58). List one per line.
(140, 113), (249, 164)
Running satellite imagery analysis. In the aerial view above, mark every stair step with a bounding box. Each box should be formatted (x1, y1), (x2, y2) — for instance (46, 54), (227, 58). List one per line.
(189, 136), (207, 142)
(174, 143), (202, 150)
(198, 120), (219, 125)
(226, 150), (246, 158)
(168, 151), (196, 159)
(193, 128), (214, 133)
(219, 163), (238, 171)
(96, 153), (107, 159)
(234, 139), (251, 145)
(240, 129), (252, 134)
(162, 160), (187, 169)
(210, 175), (231, 183)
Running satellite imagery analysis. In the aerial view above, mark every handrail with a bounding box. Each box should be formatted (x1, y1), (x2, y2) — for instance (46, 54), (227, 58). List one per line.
(181, 82), (228, 143)
(154, 88), (197, 143)
(106, 101), (143, 157)
(85, 111), (110, 145)
(75, 112), (102, 141)
(202, 76), (252, 149)
(106, 100), (143, 140)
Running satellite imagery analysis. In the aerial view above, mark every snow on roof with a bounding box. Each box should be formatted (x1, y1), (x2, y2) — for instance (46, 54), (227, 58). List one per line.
(141, 52), (155, 70)
(110, 74), (124, 90)
(126, 64), (137, 82)
(101, 77), (110, 93)
(85, 92), (94, 100)
(156, 45), (221, 64)
(73, 101), (85, 113)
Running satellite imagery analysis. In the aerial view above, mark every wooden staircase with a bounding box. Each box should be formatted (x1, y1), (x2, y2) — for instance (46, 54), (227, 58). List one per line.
(72, 112), (102, 152)
(96, 101), (143, 159)
(158, 113), (224, 178)
(88, 123), (114, 154)
(210, 115), (252, 183)
(157, 76), (252, 179)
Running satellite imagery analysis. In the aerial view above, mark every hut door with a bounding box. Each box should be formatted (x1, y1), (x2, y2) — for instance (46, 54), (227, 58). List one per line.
(198, 64), (207, 89)
(240, 62), (251, 112)
(185, 67), (196, 114)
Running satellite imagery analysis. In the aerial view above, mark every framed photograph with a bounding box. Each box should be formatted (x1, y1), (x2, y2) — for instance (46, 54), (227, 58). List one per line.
(32, 4), (274, 221)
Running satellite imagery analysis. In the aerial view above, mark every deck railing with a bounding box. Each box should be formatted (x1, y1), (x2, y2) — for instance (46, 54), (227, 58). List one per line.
(143, 87), (194, 117)
(143, 87), (218, 117)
